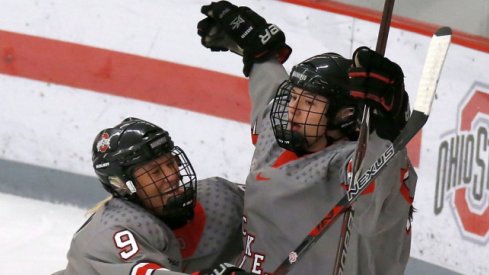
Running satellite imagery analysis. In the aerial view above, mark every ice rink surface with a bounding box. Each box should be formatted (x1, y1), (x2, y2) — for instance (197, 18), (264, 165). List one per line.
(0, 192), (87, 274)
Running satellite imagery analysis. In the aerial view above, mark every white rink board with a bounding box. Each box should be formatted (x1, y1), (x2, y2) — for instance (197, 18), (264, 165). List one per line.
(1, 0), (488, 274)
(0, 74), (253, 183)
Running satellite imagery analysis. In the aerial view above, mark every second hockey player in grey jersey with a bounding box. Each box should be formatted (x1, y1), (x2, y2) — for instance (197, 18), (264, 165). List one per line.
(198, 2), (417, 274)
(236, 54), (415, 275)
(54, 118), (249, 275)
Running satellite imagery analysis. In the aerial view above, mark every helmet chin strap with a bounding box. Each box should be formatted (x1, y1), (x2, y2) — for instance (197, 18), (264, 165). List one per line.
(273, 125), (309, 156)
(274, 125), (338, 156)
(159, 188), (196, 229)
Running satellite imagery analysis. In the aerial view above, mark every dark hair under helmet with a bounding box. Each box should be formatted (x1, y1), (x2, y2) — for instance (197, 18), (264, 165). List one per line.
(270, 53), (358, 154)
(92, 117), (197, 228)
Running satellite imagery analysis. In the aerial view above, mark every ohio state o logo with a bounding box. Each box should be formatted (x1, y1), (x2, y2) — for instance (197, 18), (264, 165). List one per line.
(434, 82), (489, 244)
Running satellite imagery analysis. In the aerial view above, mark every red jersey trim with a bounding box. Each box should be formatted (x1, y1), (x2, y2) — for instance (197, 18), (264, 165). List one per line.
(131, 262), (168, 275)
(272, 150), (300, 168)
(251, 133), (259, 145)
(399, 167), (414, 204)
(256, 172), (271, 181)
(172, 201), (206, 258)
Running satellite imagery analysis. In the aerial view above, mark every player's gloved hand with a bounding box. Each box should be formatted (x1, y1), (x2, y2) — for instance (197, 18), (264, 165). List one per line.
(348, 46), (410, 141)
(197, 0), (292, 76)
(193, 263), (253, 275)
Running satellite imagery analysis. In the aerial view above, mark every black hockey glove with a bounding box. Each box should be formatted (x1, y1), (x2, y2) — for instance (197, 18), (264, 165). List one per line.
(198, 0), (292, 76)
(348, 46), (410, 141)
(194, 263), (253, 275)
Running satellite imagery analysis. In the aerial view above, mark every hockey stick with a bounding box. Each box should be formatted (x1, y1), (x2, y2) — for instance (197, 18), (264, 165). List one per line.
(273, 26), (452, 275)
(351, 0), (395, 178)
(334, 1), (395, 273)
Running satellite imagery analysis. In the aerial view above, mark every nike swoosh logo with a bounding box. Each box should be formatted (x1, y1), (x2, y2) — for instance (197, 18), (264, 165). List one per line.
(256, 172), (270, 181)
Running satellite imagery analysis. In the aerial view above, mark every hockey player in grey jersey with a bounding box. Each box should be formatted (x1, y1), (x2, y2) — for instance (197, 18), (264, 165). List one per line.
(54, 118), (252, 275)
(198, 2), (416, 274)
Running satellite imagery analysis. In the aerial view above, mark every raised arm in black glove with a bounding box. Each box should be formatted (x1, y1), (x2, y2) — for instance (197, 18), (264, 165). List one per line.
(197, 1), (291, 76)
(348, 46), (411, 141)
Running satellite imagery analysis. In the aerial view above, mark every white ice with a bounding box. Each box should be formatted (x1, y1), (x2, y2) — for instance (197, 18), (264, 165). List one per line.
(0, 192), (86, 275)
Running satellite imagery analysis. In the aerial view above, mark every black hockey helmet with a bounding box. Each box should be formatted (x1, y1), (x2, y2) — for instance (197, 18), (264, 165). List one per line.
(271, 53), (358, 154)
(289, 53), (351, 96)
(92, 117), (197, 228)
(289, 52), (357, 126)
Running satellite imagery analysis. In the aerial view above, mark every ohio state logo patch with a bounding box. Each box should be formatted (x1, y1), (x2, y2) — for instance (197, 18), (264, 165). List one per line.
(434, 82), (489, 244)
(97, 132), (111, 153)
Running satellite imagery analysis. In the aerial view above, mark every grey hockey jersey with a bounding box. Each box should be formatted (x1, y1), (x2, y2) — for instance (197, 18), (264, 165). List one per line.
(236, 61), (417, 275)
(54, 177), (244, 275)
